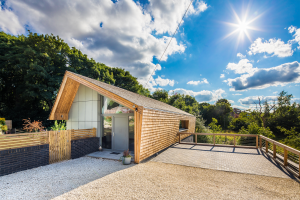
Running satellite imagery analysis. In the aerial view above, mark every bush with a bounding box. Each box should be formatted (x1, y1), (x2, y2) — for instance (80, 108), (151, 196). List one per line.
(238, 122), (275, 138)
(50, 120), (66, 131)
(277, 126), (300, 150)
(208, 118), (222, 133)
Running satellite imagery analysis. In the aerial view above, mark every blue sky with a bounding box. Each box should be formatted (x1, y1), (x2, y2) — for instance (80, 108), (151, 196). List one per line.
(1, 0), (299, 109)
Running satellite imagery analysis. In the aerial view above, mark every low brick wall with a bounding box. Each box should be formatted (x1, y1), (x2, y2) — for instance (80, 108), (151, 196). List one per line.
(71, 137), (99, 159)
(0, 144), (49, 176)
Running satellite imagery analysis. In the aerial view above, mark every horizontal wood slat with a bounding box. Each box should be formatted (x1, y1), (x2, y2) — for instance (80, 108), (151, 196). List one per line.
(0, 132), (49, 151)
(0, 128), (96, 151)
(71, 128), (96, 140)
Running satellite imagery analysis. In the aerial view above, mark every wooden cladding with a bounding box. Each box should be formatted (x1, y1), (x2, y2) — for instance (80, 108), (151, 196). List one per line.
(50, 75), (80, 120)
(138, 108), (195, 162)
(0, 132), (48, 151)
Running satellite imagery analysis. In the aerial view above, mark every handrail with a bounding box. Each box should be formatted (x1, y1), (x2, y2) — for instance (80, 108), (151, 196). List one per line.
(178, 132), (258, 137)
(178, 132), (258, 149)
(259, 135), (299, 177)
(260, 135), (300, 155)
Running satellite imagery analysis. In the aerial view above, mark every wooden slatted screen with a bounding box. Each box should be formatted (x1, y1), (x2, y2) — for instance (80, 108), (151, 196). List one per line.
(71, 128), (96, 140)
(0, 132), (48, 151)
(49, 130), (71, 164)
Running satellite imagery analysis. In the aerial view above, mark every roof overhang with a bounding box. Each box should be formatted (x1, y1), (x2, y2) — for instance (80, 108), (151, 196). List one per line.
(49, 71), (139, 120)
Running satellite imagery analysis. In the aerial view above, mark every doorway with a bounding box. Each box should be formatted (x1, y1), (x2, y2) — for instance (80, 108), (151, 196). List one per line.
(112, 116), (129, 151)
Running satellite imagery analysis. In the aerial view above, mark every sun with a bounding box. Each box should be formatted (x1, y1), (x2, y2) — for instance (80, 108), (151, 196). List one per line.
(223, 7), (263, 43)
(238, 21), (248, 32)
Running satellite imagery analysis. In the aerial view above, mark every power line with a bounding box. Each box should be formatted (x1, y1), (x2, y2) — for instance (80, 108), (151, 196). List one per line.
(141, 0), (194, 95)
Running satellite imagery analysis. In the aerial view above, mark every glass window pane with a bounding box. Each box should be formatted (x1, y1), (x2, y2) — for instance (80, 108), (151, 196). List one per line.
(102, 97), (133, 114)
(102, 116), (112, 149)
(129, 116), (134, 152)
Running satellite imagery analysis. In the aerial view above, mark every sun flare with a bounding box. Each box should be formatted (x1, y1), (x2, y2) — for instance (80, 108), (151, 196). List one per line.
(223, 6), (263, 43)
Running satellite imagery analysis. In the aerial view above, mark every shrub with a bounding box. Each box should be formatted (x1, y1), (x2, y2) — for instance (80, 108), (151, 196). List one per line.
(277, 126), (300, 150)
(238, 122), (275, 138)
(208, 118), (222, 133)
(50, 120), (66, 131)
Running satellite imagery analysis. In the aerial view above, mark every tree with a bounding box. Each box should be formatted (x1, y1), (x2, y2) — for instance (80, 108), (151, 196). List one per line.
(208, 118), (222, 133)
(151, 90), (169, 103)
(0, 31), (149, 128)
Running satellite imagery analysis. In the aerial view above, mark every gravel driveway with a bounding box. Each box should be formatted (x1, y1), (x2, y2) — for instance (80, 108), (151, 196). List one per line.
(54, 161), (300, 200)
(0, 157), (132, 200)
(1, 158), (299, 200)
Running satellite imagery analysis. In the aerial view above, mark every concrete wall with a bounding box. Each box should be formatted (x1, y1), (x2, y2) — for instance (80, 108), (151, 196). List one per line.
(67, 84), (101, 137)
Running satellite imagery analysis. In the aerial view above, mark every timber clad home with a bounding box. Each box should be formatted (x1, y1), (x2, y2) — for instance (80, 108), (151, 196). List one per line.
(49, 71), (196, 163)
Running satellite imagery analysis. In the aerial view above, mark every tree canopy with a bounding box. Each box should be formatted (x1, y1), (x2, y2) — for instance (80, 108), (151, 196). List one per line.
(0, 31), (149, 127)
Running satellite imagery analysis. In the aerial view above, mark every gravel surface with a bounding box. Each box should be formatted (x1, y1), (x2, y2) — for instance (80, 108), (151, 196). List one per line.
(54, 161), (300, 200)
(0, 157), (132, 200)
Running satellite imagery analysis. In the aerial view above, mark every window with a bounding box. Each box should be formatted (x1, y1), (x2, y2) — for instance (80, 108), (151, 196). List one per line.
(101, 97), (133, 114)
(179, 120), (189, 132)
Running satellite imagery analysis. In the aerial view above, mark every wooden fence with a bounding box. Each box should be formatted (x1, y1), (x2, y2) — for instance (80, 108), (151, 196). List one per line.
(178, 132), (300, 177)
(0, 132), (48, 150)
(0, 128), (97, 164)
(260, 135), (300, 177)
(178, 132), (258, 148)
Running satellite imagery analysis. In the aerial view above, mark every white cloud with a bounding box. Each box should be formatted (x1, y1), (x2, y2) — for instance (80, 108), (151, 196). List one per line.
(0, 6), (24, 35)
(272, 91), (278, 95)
(0, 0), (208, 85)
(248, 38), (293, 57)
(228, 100), (234, 104)
(169, 88), (225, 103)
(220, 74), (225, 78)
(226, 61), (300, 91)
(148, 0), (208, 35)
(237, 53), (246, 59)
(288, 25), (300, 49)
(187, 78), (209, 85)
(226, 59), (256, 74)
(155, 76), (175, 87)
(231, 105), (253, 110)
(238, 96), (277, 105)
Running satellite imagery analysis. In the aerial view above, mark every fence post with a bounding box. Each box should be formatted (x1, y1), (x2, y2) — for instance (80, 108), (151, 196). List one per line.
(234, 136), (236, 147)
(194, 134), (197, 144)
(266, 141), (268, 153)
(259, 136), (262, 149)
(284, 149), (288, 166)
(213, 134), (215, 146)
(273, 143), (276, 158)
(256, 135), (258, 149)
(92, 128), (96, 137)
(179, 133), (181, 144)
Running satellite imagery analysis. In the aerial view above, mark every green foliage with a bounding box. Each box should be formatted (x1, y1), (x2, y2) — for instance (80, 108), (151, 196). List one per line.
(199, 99), (233, 129)
(208, 118), (222, 133)
(50, 120), (66, 131)
(151, 90), (169, 103)
(238, 123), (275, 138)
(195, 116), (210, 133)
(0, 31), (149, 128)
(277, 126), (300, 150)
(152, 92), (199, 116)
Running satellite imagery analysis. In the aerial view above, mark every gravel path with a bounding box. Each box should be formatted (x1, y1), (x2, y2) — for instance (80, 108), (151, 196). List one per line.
(54, 161), (300, 200)
(0, 157), (132, 200)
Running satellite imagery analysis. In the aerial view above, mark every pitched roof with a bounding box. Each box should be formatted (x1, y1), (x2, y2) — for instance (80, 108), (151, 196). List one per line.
(68, 71), (193, 116)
